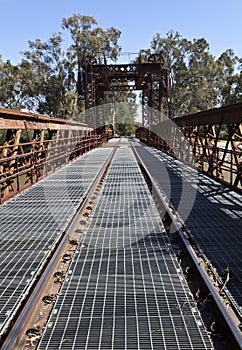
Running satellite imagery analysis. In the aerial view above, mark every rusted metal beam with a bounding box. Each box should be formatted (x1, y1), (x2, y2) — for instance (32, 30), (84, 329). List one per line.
(0, 108), (111, 204)
(0, 108), (91, 131)
(136, 103), (242, 190)
(173, 103), (242, 126)
(82, 58), (169, 128)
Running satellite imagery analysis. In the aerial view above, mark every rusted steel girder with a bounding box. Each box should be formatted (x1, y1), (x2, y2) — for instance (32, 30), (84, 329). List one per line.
(174, 105), (242, 189)
(136, 103), (242, 190)
(0, 107), (90, 131)
(0, 108), (109, 204)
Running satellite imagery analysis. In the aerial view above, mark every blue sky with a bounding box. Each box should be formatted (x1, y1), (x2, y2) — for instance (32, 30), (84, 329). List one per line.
(1, 0), (242, 64)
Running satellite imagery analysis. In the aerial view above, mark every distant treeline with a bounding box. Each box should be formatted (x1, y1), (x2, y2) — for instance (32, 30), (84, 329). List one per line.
(0, 14), (241, 121)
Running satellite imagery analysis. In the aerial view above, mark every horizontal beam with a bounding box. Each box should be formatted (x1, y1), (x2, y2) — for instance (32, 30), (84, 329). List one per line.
(173, 103), (242, 126)
(0, 108), (92, 131)
(90, 63), (164, 89)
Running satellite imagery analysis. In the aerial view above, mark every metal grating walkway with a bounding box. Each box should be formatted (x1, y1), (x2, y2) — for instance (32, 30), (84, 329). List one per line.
(135, 146), (242, 316)
(0, 148), (113, 335)
(38, 145), (212, 350)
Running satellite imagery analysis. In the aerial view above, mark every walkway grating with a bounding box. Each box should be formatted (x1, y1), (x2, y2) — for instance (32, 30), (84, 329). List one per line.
(0, 148), (113, 335)
(135, 146), (242, 316)
(38, 146), (212, 350)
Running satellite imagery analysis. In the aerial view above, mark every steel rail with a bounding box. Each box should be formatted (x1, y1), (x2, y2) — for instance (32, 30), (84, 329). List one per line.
(131, 142), (242, 350)
(1, 142), (119, 350)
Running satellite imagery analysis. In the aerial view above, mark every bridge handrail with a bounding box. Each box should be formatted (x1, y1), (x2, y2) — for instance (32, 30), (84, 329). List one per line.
(0, 108), (110, 203)
(136, 103), (242, 190)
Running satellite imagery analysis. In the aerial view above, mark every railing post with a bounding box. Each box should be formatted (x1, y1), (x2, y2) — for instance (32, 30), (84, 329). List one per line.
(16, 156), (20, 193)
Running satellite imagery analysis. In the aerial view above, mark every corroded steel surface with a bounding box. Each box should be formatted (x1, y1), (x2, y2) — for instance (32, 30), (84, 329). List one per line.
(0, 107), (91, 130)
(0, 108), (110, 203)
(136, 103), (242, 190)
(80, 56), (169, 126)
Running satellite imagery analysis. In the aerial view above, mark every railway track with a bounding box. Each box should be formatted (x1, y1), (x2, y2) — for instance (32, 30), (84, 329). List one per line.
(1, 138), (241, 349)
(1, 143), (119, 349)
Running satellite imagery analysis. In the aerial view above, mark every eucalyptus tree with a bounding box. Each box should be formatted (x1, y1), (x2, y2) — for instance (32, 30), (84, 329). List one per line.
(0, 56), (21, 109)
(148, 31), (223, 118)
(185, 37), (220, 113)
(100, 89), (138, 135)
(62, 14), (121, 115)
(62, 14), (121, 66)
(6, 15), (122, 119)
(217, 49), (242, 105)
(20, 32), (76, 118)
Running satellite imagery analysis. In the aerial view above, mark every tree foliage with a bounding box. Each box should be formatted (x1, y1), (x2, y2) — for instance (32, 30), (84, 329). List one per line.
(62, 14), (121, 65)
(0, 15), (121, 119)
(101, 91), (138, 135)
(0, 19), (241, 121)
(0, 55), (21, 109)
(19, 33), (76, 117)
(138, 30), (242, 118)
(217, 49), (242, 105)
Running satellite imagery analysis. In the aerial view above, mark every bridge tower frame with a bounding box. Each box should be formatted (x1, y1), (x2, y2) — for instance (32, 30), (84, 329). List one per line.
(79, 55), (169, 128)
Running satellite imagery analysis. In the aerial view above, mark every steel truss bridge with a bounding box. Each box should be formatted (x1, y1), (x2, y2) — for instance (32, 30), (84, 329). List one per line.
(0, 57), (241, 350)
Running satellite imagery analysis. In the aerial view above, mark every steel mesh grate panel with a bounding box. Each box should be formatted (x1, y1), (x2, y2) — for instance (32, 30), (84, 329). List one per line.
(135, 146), (242, 313)
(0, 148), (113, 333)
(38, 145), (212, 350)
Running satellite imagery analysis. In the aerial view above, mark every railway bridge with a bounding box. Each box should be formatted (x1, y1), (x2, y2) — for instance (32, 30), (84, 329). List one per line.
(0, 58), (241, 350)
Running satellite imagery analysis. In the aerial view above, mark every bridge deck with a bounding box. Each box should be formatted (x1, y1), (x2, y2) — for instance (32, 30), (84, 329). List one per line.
(0, 139), (241, 349)
(38, 143), (212, 349)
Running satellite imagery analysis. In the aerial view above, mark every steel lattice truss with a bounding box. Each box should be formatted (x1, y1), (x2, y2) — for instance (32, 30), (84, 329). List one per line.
(80, 57), (169, 127)
(0, 108), (106, 204)
(0, 148), (112, 336)
(136, 103), (242, 190)
(38, 144), (212, 350)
